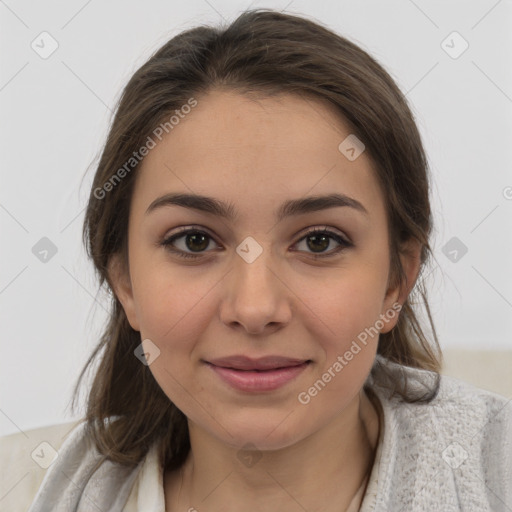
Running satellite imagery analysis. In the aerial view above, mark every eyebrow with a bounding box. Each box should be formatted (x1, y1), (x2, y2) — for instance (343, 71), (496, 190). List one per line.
(145, 192), (368, 221)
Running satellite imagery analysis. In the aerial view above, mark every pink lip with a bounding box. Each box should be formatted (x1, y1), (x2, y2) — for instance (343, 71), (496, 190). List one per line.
(205, 356), (311, 392)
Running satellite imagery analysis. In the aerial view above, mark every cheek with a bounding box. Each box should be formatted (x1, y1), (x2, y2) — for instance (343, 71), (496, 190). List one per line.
(293, 271), (385, 413)
(130, 251), (217, 342)
(296, 262), (390, 349)
(130, 262), (217, 421)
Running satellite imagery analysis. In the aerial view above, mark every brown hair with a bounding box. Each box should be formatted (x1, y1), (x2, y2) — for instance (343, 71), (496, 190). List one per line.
(74, 8), (443, 469)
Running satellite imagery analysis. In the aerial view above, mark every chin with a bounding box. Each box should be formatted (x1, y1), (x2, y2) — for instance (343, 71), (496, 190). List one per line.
(212, 413), (310, 452)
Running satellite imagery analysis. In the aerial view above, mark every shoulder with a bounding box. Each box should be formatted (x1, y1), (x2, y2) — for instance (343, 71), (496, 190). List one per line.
(368, 356), (512, 510)
(0, 421), (82, 512)
(373, 355), (512, 432)
(14, 419), (146, 512)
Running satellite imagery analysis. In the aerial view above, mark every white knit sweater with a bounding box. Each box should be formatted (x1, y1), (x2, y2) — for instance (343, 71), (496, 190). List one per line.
(1, 355), (510, 511)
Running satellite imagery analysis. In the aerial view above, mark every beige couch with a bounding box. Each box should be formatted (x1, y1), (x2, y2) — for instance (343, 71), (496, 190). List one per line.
(441, 349), (512, 398)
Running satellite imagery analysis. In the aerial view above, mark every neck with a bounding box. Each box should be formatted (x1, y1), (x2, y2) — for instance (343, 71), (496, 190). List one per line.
(165, 389), (380, 512)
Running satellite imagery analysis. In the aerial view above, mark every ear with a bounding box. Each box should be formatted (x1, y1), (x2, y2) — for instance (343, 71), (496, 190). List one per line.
(380, 237), (422, 334)
(107, 252), (141, 332)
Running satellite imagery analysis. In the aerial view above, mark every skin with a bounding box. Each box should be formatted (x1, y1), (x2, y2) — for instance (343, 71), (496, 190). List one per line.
(109, 89), (421, 511)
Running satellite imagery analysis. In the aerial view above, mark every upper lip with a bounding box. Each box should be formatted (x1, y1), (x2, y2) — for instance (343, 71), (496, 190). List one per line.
(206, 355), (310, 371)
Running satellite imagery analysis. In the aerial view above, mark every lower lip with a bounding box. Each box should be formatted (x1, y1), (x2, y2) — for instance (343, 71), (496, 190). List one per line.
(207, 362), (310, 392)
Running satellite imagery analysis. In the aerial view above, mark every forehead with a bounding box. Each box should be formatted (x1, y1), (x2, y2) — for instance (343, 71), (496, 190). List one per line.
(132, 90), (385, 222)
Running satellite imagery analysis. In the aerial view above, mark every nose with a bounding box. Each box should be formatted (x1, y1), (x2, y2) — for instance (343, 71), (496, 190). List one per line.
(219, 247), (292, 335)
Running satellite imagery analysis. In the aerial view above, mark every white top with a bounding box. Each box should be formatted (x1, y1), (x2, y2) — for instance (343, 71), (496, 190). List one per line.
(2, 355), (511, 511)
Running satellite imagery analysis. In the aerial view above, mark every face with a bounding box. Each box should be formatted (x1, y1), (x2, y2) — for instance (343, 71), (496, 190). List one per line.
(111, 90), (417, 451)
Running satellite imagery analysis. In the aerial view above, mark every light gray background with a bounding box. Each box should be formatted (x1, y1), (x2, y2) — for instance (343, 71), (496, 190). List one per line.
(1, 0), (511, 436)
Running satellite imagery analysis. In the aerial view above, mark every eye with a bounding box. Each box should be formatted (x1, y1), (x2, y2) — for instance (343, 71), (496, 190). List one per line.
(292, 227), (352, 258)
(160, 226), (352, 260)
(160, 227), (220, 259)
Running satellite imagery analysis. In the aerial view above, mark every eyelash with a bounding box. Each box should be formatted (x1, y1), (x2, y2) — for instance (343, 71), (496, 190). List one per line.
(160, 226), (353, 260)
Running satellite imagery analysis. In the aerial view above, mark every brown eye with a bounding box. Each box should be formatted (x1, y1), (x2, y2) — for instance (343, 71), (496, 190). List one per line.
(161, 228), (219, 259)
(294, 228), (352, 257)
(183, 232), (209, 252)
(161, 226), (352, 261)
(306, 233), (330, 253)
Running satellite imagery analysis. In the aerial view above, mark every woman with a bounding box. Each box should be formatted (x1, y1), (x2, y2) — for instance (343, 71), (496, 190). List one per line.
(15, 8), (512, 511)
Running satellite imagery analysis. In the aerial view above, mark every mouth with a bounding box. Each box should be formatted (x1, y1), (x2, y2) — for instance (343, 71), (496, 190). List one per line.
(205, 355), (311, 371)
(204, 356), (312, 392)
